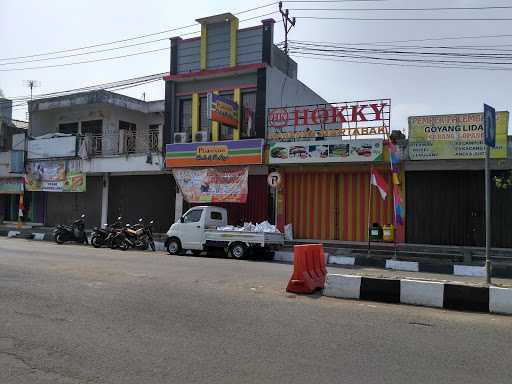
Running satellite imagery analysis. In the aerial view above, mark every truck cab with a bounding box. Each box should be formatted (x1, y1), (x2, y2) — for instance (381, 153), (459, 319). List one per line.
(166, 206), (227, 252)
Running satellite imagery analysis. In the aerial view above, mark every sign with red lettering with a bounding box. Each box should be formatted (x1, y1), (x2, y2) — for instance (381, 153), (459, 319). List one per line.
(267, 99), (391, 141)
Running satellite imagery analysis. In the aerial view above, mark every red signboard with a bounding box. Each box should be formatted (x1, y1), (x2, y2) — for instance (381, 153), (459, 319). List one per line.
(267, 99), (391, 141)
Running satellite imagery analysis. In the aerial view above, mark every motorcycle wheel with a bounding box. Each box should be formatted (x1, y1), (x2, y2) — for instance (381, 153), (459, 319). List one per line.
(55, 232), (66, 244)
(91, 235), (102, 248)
(119, 240), (129, 251)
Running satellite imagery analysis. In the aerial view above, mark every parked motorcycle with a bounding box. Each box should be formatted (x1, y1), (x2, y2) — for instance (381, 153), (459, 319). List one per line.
(122, 219), (155, 251)
(54, 214), (88, 244)
(91, 216), (123, 248)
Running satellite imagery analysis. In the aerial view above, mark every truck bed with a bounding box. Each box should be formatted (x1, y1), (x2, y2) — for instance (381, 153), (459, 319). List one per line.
(204, 230), (284, 247)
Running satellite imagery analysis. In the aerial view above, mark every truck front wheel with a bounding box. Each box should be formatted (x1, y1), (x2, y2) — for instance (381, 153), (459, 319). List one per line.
(166, 238), (181, 255)
(229, 242), (247, 259)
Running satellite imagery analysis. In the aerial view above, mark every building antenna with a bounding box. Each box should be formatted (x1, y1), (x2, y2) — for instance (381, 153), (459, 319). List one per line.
(23, 79), (41, 100)
(279, 1), (296, 55)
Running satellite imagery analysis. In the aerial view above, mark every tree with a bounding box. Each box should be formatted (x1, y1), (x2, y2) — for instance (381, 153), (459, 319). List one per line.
(494, 171), (512, 189)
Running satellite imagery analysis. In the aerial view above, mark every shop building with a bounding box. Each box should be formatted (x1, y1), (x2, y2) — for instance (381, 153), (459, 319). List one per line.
(405, 111), (512, 248)
(27, 90), (174, 232)
(164, 13), (325, 224)
(0, 100), (30, 223)
(267, 99), (404, 243)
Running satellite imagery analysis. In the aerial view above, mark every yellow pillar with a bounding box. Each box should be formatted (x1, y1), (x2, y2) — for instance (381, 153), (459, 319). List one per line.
(191, 93), (199, 142)
(233, 88), (241, 140)
(229, 18), (239, 67)
(200, 24), (207, 70)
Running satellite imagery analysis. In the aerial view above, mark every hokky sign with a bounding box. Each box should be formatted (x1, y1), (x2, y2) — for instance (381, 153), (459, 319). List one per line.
(267, 99), (391, 141)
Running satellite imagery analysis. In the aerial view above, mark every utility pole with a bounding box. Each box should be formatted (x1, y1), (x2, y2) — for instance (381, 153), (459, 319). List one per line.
(23, 80), (40, 100)
(483, 104), (496, 285)
(279, 1), (296, 55)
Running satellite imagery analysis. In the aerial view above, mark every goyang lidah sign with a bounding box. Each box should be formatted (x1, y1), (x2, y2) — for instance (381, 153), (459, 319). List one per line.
(408, 111), (509, 160)
(267, 99), (390, 141)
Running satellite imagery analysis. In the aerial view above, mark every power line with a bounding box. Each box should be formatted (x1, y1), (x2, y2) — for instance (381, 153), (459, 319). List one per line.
(288, 34), (512, 46)
(0, 3), (277, 62)
(295, 16), (512, 21)
(289, 6), (512, 11)
(291, 53), (512, 71)
(0, 11), (278, 72)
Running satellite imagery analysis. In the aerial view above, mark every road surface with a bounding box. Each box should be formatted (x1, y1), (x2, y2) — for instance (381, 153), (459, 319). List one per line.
(0, 238), (511, 384)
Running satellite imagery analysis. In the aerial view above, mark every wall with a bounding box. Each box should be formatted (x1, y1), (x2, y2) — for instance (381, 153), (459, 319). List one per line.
(207, 23), (231, 69)
(107, 174), (175, 233)
(237, 27), (263, 65)
(45, 176), (102, 228)
(82, 155), (164, 174)
(265, 65), (326, 110)
(177, 39), (201, 73)
(406, 170), (512, 248)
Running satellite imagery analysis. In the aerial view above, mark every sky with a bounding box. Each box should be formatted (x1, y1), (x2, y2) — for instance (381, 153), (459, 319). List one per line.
(1, 0), (511, 133)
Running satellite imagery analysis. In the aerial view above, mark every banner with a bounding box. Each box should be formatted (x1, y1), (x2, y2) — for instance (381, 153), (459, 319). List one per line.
(0, 177), (24, 194)
(165, 139), (263, 168)
(25, 160), (86, 192)
(173, 166), (248, 203)
(267, 99), (391, 141)
(269, 139), (383, 164)
(207, 93), (239, 127)
(408, 112), (509, 160)
(27, 135), (77, 159)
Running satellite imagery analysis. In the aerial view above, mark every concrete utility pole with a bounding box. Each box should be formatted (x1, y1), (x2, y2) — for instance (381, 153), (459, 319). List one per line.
(483, 103), (496, 285)
(279, 1), (296, 55)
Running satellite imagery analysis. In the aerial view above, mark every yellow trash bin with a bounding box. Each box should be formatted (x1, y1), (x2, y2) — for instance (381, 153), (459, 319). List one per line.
(382, 225), (394, 242)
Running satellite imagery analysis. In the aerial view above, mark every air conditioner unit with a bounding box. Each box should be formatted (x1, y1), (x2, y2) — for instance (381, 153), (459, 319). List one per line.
(173, 132), (189, 143)
(195, 131), (210, 142)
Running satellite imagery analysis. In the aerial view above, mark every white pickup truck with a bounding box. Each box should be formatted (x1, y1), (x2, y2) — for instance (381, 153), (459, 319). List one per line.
(165, 206), (284, 259)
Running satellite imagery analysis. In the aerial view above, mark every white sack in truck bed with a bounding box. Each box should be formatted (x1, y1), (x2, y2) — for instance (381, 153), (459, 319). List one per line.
(217, 221), (280, 233)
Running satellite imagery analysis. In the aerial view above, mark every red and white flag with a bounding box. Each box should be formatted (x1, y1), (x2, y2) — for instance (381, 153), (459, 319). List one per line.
(370, 169), (389, 200)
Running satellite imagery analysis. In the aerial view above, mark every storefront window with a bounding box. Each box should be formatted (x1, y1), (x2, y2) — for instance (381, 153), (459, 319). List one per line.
(178, 99), (193, 137)
(241, 92), (256, 138)
(199, 96), (211, 141)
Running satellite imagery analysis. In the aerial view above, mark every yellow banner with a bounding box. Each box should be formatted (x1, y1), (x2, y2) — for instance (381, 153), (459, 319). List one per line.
(408, 111), (508, 160)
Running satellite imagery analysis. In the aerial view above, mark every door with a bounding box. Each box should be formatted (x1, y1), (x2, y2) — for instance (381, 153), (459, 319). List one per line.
(179, 208), (204, 250)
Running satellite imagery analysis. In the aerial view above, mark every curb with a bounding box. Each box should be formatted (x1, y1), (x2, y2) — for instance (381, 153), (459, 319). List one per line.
(274, 251), (512, 279)
(324, 273), (512, 315)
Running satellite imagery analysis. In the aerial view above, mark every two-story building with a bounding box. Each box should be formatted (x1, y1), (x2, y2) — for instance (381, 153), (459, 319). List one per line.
(0, 98), (29, 224)
(163, 13), (326, 225)
(27, 91), (173, 232)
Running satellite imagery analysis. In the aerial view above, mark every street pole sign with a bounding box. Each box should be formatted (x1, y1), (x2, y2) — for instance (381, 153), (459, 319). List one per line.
(483, 103), (496, 285)
(484, 104), (496, 148)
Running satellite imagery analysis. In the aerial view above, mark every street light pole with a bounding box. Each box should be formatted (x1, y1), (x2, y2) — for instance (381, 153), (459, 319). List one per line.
(485, 144), (491, 285)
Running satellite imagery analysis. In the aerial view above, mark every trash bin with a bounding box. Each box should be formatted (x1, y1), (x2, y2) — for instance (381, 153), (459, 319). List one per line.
(382, 225), (394, 242)
(369, 223), (383, 241)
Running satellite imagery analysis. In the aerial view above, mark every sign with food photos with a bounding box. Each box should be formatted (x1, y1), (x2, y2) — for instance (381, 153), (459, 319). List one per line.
(269, 139), (383, 164)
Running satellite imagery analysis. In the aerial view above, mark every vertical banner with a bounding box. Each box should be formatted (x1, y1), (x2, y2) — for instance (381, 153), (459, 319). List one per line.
(173, 166), (248, 203)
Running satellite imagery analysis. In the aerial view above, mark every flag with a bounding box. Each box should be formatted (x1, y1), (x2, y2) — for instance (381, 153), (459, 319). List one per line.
(371, 169), (389, 200)
(18, 194), (24, 218)
(392, 173), (400, 185)
(388, 141), (400, 166)
(393, 185), (404, 225)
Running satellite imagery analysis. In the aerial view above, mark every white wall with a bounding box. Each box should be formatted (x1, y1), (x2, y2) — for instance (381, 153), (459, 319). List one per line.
(82, 154), (164, 174)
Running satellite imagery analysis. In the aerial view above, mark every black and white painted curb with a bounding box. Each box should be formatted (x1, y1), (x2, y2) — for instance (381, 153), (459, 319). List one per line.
(274, 251), (512, 278)
(323, 273), (512, 315)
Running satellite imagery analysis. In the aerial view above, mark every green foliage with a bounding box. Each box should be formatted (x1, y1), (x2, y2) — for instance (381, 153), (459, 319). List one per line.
(494, 171), (512, 189)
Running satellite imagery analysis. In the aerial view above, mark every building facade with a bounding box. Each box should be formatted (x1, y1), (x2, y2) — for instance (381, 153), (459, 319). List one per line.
(27, 90), (174, 232)
(163, 13), (325, 225)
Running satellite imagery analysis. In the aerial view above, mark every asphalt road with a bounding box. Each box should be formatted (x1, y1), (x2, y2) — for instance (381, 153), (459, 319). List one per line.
(0, 238), (511, 384)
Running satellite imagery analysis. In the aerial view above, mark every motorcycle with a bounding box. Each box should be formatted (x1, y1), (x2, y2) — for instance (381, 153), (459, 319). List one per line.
(118, 218), (156, 251)
(54, 214), (88, 244)
(91, 216), (123, 248)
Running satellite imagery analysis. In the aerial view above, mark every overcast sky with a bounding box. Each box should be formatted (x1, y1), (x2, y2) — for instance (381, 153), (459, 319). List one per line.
(1, 0), (511, 133)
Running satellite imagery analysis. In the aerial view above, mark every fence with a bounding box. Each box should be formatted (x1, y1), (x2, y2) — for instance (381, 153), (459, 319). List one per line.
(79, 127), (161, 157)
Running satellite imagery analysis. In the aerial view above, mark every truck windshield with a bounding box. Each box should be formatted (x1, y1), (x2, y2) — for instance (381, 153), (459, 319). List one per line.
(183, 209), (203, 223)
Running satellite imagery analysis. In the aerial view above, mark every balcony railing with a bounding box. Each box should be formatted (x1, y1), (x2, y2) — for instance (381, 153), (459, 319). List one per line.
(78, 128), (161, 158)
